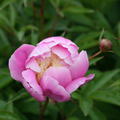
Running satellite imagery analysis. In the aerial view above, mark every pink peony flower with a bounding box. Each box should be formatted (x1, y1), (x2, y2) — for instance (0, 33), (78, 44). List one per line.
(9, 37), (94, 102)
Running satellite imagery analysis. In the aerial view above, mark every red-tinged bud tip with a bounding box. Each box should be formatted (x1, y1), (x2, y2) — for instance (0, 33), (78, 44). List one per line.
(100, 39), (112, 52)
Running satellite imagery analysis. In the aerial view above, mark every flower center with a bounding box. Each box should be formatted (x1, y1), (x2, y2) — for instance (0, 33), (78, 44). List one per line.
(36, 54), (62, 80)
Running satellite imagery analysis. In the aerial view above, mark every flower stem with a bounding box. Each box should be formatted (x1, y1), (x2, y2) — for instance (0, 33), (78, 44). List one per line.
(40, 98), (49, 120)
(89, 50), (102, 60)
(40, 0), (45, 39)
(55, 103), (66, 120)
(40, 0), (45, 26)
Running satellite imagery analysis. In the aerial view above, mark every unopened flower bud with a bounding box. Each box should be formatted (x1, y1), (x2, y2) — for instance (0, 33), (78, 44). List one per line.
(100, 39), (112, 52)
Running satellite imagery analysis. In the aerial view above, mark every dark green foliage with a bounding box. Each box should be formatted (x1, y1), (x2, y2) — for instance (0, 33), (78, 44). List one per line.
(0, 0), (120, 120)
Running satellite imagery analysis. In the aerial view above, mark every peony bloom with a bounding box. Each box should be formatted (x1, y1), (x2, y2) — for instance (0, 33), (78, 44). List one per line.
(9, 37), (94, 102)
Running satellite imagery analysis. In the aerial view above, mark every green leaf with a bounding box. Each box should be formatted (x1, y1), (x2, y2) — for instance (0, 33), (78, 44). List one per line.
(0, 100), (13, 113)
(14, 108), (28, 120)
(16, 25), (38, 41)
(0, 13), (11, 27)
(90, 57), (103, 65)
(7, 89), (28, 104)
(30, 31), (39, 45)
(89, 107), (106, 120)
(0, 0), (15, 10)
(0, 100), (6, 110)
(75, 31), (99, 49)
(0, 111), (21, 120)
(109, 79), (120, 88)
(63, 6), (94, 14)
(16, 99), (39, 114)
(9, 4), (16, 27)
(0, 69), (12, 89)
(16, 31), (25, 41)
(117, 22), (120, 43)
(67, 117), (79, 120)
(83, 69), (120, 96)
(72, 93), (93, 116)
(93, 11), (111, 30)
(69, 26), (90, 33)
(0, 12), (15, 33)
(79, 96), (93, 116)
(49, 0), (64, 17)
(49, 0), (60, 7)
(91, 89), (120, 106)
(0, 29), (10, 46)
(23, 0), (28, 7)
(71, 92), (80, 100)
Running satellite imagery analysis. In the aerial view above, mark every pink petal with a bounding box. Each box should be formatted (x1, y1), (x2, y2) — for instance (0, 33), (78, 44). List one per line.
(69, 50), (89, 79)
(64, 56), (73, 65)
(44, 67), (72, 87)
(66, 74), (95, 94)
(38, 41), (58, 48)
(38, 36), (77, 47)
(37, 37), (79, 65)
(52, 45), (70, 59)
(67, 44), (79, 57)
(41, 75), (70, 102)
(22, 69), (45, 101)
(38, 37), (79, 58)
(9, 44), (35, 82)
(28, 44), (50, 59)
(26, 58), (41, 72)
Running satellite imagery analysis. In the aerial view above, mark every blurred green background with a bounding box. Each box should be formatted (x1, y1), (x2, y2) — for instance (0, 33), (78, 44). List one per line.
(0, 0), (120, 120)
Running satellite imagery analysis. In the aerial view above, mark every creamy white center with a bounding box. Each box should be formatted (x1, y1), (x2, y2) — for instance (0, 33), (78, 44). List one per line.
(36, 54), (62, 80)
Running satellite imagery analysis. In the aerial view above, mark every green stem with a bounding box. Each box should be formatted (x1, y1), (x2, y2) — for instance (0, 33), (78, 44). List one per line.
(40, 98), (49, 120)
(89, 50), (102, 60)
(55, 103), (66, 120)
(40, 0), (45, 39)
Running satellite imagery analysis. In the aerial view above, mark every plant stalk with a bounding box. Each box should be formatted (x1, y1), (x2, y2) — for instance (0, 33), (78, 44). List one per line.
(89, 50), (102, 60)
(40, 98), (49, 120)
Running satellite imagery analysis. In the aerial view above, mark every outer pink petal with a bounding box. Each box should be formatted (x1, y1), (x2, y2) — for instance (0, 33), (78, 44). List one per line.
(66, 74), (95, 94)
(69, 50), (89, 79)
(38, 36), (77, 47)
(44, 67), (72, 87)
(9, 44), (35, 82)
(22, 69), (45, 101)
(41, 75), (70, 102)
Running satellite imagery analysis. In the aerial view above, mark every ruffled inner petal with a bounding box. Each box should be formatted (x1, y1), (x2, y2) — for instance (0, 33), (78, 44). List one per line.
(52, 45), (70, 59)
(30, 44), (50, 56)
(40, 75), (70, 102)
(26, 58), (41, 72)
(44, 67), (72, 87)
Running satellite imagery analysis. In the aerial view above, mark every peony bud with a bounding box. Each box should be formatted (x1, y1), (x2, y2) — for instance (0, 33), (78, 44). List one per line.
(100, 39), (112, 52)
